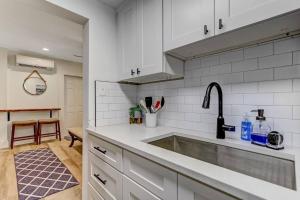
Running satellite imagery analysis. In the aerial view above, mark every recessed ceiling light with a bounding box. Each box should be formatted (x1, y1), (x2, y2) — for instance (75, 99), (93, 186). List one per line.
(42, 48), (49, 51)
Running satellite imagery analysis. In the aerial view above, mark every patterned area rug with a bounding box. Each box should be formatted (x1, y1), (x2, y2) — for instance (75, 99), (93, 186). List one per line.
(14, 148), (79, 200)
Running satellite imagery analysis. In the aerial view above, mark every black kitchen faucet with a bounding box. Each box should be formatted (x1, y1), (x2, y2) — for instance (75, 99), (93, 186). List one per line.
(202, 82), (235, 139)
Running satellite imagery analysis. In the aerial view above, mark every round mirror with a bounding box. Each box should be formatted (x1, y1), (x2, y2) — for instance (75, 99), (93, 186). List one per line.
(23, 70), (47, 95)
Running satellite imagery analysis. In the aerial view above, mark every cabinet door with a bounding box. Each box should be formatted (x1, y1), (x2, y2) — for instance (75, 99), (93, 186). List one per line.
(88, 183), (105, 200)
(136, 0), (163, 77)
(123, 150), (177, 200)
(123, 176), (161, 200)
(163, 0), (214, 51)
(88, 153), (123, 200)
(178, 175), (239, 200)
(118, 0), (139, 80)
(88, 135), (123, 171)
(215, 0), (300, 35)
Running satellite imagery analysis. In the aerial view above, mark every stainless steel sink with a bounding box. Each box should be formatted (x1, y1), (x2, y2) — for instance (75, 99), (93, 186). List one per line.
(148, 135), (296, 190)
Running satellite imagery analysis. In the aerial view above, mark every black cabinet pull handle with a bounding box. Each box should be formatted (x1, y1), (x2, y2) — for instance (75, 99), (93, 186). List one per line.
(131, 69), (135, 76)
(137, 68), (141, 75)
(94, 174), (107, 185)
(94, 146), (107, 154)
(219, 18), (223, 29)
(204, 25), (208, 35)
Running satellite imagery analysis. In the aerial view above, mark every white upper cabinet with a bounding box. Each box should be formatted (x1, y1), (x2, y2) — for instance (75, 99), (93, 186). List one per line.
(117, 0), (139, 80)
(137, 0), (163, 77)
(215, 0), (300, 35)
(117, 0), (183, 82)
(163, 0), (215, 51)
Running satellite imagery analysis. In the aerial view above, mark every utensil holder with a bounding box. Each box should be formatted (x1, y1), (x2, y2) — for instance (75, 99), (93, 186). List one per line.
(145, 113), (157, 128)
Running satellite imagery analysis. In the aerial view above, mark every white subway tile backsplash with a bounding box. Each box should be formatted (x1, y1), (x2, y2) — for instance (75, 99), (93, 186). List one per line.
(260, 106), (292, 119)
(219, 49), (243, 64)
(185, 113), (202, 122)
(274, 93), (300, 105)
(95, 36), (300, 147)
(274, 119), (300, 133)
(232, 83), (258, 94)
(185, 58), (201, 71)
(244, 69), (273, 82)
(259, 80), (292, 93)
(210, 63), (231, 75)
(258, 53), (292, 69)
(220, 72), (244, 84)
(294, 79), (300, 91)
(292, 134), (300, 148)
(294, 51), (300, 64)
(192, 67), (210, 78)
(201, 55), (219, 67)
(275, 65), (300, 80)
(184, 96), (202, 105)
(231, 105), (258, 116)
(293, 106), (300, 119)
(232, 58), (257, 72)
(224, 94), (244, 105)
(274, 37), (300, 54)
(244, 43), (273, 59)
(244, 93), (274, 105)
(95, 81), (137, 127)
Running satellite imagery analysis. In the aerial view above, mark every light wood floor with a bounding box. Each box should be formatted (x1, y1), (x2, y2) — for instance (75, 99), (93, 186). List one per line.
(0, 139), (82, 200)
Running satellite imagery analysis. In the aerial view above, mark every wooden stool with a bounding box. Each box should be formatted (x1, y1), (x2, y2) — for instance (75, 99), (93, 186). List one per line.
(11, 120), (38, 149)
(68, 127), (83, 147)
(38, 118), (61, 144)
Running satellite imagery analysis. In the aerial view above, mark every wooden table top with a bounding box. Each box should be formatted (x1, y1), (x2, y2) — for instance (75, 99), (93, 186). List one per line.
(0, 108), (61, 112)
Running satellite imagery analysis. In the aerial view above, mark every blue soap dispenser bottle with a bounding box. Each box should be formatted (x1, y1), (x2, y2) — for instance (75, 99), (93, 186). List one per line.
(241, 113), (252, 141)
(251, 109), (271, 146)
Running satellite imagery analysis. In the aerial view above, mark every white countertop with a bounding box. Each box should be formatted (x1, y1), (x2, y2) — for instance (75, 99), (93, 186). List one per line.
(87, 124), (300, 200)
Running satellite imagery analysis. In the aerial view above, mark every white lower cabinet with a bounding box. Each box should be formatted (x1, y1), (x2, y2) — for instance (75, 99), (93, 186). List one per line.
(88, 183), (105, 200)
(123, 176), (161, 200)
(123, 150), (177, 200)
(178, 174), (239, 200)
(88, 135), (123, 171)
(88, 152), (123, 200)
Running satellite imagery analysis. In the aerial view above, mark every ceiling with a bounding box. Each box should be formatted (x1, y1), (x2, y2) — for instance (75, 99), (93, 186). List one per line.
(99, 0), (125, 8)
(0, 0), (85, 63)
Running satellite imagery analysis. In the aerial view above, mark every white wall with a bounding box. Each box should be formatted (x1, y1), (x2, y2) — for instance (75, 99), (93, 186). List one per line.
(0, 48), (8, 148)
(0, 49), (82, 148)
(44, 1), (118, 199)
(137, 36), (300, 148)
(46, 0), (119, 127)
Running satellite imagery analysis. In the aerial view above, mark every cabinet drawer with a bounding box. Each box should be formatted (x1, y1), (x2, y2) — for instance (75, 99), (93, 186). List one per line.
(88, 183), (104, 200)
(123, 176), (161, 200)
(88, 135), (123, 171)
(178, 174), (239, 200)
(123, 150), (177, 200)
(88, 152), (123, 200)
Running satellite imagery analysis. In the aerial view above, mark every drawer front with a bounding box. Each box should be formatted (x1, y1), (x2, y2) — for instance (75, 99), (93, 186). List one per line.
(88, 183), (105, 200)
(123, 176), (161, 200)
(88, 134), (123, 171)
(88, 152), (123, 200)
(123, 150), (177, 200)
(178, 174), (239, 200)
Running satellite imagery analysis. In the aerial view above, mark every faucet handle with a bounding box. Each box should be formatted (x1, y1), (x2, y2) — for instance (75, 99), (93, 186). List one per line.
(222, 124), (235, 132)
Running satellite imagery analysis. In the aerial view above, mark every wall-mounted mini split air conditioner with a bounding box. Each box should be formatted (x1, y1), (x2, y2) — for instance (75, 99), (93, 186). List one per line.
(16, 55), (55, 70)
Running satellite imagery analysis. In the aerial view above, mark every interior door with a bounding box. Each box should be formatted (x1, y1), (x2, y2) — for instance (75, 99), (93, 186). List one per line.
(215, 0), (300, 35)
(163, 0), (215, 51)
(118, 0), (139, 80)
(136, 0), (163, 77)
(64, 75), (83, 132)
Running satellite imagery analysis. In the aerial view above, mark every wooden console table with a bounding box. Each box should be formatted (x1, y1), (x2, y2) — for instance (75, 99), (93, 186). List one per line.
(0, 108), (61, 121)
